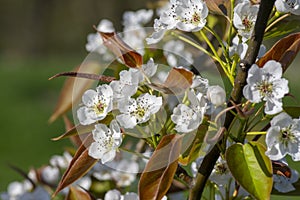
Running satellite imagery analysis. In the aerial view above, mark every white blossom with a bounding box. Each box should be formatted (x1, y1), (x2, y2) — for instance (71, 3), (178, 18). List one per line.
(233, 0), (259, 39)
(111, 160), (139, 187)
(110, 69), (143, 101)
(104, 189), (121, 200)
(49, 151), (72, 169)
(209, 157), (232, 186)
(77, 84), (113, 125)
(171, 91), (206, 133)
(88, 120), (122, 163)
(116, 93), (162, 129)
(142, 58), (158, 78)
(229, 36), (266, 60)
(191, 76), (209, 94)
(243, 60), (289, 115)
(41, 166), (60, 185)
(163, 40), (194, 67)
(275, 0), (300, 15)
(207, 85), (226, 107)
(104, 190), (141, 200)
(274, 167), (299, 193)
(265, 112), (300, 161)
(123, 9), (153, 27)
(175, 0), (208, 32)
(147, 0), (208, 44)
(85, 19), (115, 60)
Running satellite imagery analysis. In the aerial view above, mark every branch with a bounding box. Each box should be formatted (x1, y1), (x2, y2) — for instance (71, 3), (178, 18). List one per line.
(189, 1), (276, 199)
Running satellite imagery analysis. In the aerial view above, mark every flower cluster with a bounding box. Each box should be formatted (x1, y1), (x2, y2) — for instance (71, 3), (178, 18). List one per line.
(5, 0), (300, 199)
(147, 0), (208, 44)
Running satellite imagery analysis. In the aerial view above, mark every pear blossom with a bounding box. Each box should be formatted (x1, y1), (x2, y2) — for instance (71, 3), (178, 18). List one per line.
(191, 76), (209, 94)
(88, 120), (122, 163)
(175, 0), (209, 32)
(229, 36), (266, 60)
(123, 9), (153, 27)
(171, 91), (206, 133)
(141, 58), (158, 78)
(273, 167), (299, 193)
(77, 84), (113, 125)
(275, 0), (300, 15)
(116, 93), (163, 129)
(265, 112), (300, 161)
(147, 0), (208, 44)
(111, 160), (139, 187)
(49, 151), (72, 169)
(104, 189), (122, 200)
(207, 85), (226, 107)
(110, 69), (143, 101)
(243, 60), (289, 115)
(104, 190), (139, 200)
(85, 19), (115, 60)
(233, 0), (259, 39)
(209, 157), (232, 186)
(41, 166), (60, 185)
(163, 40), (194, 67)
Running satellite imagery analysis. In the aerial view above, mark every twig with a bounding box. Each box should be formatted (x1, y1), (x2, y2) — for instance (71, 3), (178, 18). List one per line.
(189, 1), (276, 199)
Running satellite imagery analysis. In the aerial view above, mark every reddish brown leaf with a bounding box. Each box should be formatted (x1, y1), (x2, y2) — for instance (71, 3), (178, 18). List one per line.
(65, 186), (92, 200)
(150, 67), (194, 94)
(63, 115), (82, 147)
(49, 62), (101, 123)
(98, 31), (143, 68)
(52, 124), (94, 141)
(49, 72), (115, 82)
(257, 32), (300, 72)
(52, 115), (113, 141)
(53, 134), (98, 196)
(138, 134), (183, 200)
(205, 0), (231, 16)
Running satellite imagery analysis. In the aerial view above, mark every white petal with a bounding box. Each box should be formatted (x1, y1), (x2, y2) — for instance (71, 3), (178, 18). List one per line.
(77, 107), (97, 125)
(101, 150), (116, 164)
(263, 60), (282, 81)
(270, 112), (293, 128)
(88, 142), (105, 159)
(116, 114), (137, 129)
(93, 124), (109, 140)
(265, 99), (283, 115)
(82, 90), (98, 106)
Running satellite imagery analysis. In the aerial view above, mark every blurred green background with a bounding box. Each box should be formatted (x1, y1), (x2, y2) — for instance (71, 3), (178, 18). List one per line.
(0, 0), (299, 199)
(0, 0), (146, 191)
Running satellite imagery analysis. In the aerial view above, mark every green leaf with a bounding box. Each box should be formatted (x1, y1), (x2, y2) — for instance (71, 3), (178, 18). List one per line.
(284, 106), (300, 118)
(138, 134), (183, 200)
(265, 16), (300, 40)
(226, 142), (273, 200)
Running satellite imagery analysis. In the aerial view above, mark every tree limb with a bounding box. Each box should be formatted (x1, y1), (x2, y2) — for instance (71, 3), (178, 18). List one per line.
(189, 1), (276, 199)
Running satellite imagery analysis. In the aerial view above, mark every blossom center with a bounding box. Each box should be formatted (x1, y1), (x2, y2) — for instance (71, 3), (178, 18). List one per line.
(242, 16), (253, 31)
(257, 80), (273, 97)
(131, 106), (146, 121)
(280, 127), (296, 146)
(93, 101), (107, 115)
(215, 162), (228, 175)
